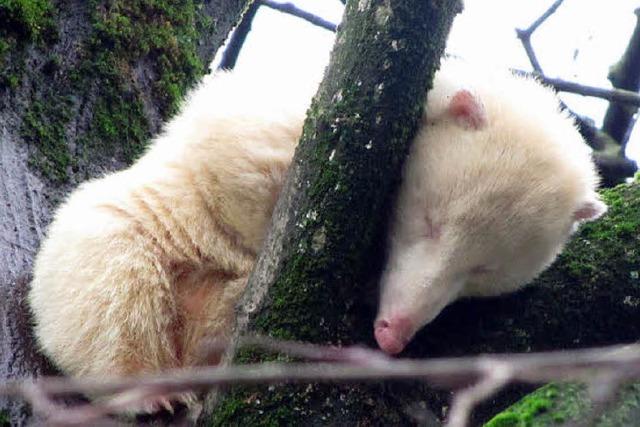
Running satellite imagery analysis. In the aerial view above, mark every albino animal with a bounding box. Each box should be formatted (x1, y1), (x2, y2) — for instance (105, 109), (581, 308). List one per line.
(373, 61), (606, 355)
(29, 60), (605, 407)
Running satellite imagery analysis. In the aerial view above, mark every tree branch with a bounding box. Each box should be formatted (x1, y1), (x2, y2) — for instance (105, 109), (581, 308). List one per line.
(602, 7), (640, 148)
(259, 0), (338, 32)
(515, 0), (565, 73)
(540, 75), (640, 108)
(2, 340), (640, 426)
(218, 2), (261, 70)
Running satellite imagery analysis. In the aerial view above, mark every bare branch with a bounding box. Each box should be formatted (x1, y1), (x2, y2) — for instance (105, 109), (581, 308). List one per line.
(516, 0), (565, 73)
(511, 69), (640, 107)
(541, 75), (640, 108)
(446, 362), (511, 427)
(259, 0), (338, 32)
(218, 2), (261, 70)
(602, 7), (640, 148)
(2, 340), (640, 425)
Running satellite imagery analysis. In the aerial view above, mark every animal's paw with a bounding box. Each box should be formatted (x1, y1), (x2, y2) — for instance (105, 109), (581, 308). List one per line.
(139, 391), (198, 415)
(109, 389), (199, 418)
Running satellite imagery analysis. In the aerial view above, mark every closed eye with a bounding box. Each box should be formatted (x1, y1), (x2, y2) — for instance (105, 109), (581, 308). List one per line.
(470, 265), (493, 275)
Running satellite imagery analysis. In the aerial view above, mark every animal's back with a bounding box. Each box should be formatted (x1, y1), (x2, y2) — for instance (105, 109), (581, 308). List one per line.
(29, 69), (312, 383)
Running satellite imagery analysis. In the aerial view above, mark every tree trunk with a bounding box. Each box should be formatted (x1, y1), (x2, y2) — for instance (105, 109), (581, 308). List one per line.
(207, 0), (462, 424)
(0, 1), (250, 425)
(602, 8), (640, 150)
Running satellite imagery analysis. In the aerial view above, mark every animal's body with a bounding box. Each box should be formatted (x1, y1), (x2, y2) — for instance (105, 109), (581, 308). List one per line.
(29, 60), (605, 392)
(29, 71), (309, 384)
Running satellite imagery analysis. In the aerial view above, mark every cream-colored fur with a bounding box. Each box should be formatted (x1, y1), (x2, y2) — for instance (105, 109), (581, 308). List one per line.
(29, 70), (312, 380)
(374, 60), (606, 354)
(30, 60), (605, 380)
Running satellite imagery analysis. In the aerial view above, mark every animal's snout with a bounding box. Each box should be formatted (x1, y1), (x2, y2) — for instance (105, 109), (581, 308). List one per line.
(374, 316), (414, 355)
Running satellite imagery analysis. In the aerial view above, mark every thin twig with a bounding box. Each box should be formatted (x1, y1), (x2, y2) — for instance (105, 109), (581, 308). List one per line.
(259, 0), (338, 32)
(446, 362), (511, 427)
(512, 70), (640, 107)
(2, 341), (640, 425)
(515, 0), (565, 73)
(542, 75), (640, 107)
(218, 2), (261, 70)
(205, 335), (393, 365)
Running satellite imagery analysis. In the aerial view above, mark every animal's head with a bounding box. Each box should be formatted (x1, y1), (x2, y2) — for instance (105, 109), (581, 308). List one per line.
(374, 61), (607, 355)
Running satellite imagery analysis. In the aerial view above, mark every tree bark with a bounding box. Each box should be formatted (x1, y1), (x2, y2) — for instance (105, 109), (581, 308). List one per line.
(207, 0), (462, 424)
(602, 8), (640, 150)
(0, 1), (249, 425)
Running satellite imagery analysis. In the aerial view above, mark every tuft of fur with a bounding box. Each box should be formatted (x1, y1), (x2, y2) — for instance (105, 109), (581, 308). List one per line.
(29, 60), (605, 389)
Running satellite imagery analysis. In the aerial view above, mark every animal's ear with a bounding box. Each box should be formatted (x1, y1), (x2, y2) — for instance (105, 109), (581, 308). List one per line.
(447, 89), (487, 130)
(574, 197), (607, 221)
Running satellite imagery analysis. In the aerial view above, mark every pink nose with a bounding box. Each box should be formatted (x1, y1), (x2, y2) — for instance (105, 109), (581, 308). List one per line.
(374, 316), (414, 355)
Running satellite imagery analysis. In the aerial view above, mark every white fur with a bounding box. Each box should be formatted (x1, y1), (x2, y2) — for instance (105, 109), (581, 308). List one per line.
(375, 60), (605, 354)
(29, 59), (605, 383)
(29, 69), (313, 380)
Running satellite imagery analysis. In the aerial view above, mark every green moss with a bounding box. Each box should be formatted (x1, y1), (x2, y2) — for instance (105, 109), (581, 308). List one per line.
(21, 97), (73, 182)
(556, 184), (640, 294)
(0, 0), (57, 90)
(0, 410), (8, 427)
(89, 83), (150, 161)
(595, 383), (640, 427)
(59, 0), (215, 167)
(487, 383), (640, 427)
(485, 384), (586, 427)
(0, 0), (56, 42)
(87, 0), (212, 117)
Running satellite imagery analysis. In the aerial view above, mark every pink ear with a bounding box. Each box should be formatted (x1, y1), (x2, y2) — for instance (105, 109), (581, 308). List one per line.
(447, 90), (487, 130)
(574, 198), (607, 221)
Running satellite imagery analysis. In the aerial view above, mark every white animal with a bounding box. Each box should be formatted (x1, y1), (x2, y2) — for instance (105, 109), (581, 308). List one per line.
(28, 60), (605, 410)
(373, 61), (606, 355)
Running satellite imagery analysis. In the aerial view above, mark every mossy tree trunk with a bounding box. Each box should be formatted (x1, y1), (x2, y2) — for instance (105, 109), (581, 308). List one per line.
(0, 1), (250, 425)
(208, 0), (462, 424)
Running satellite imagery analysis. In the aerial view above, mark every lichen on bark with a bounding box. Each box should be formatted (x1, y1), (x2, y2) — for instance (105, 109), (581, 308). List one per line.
(208, 0), (462, 424)
(3, 0), (249, 184)
(0, 0), (57, 89)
